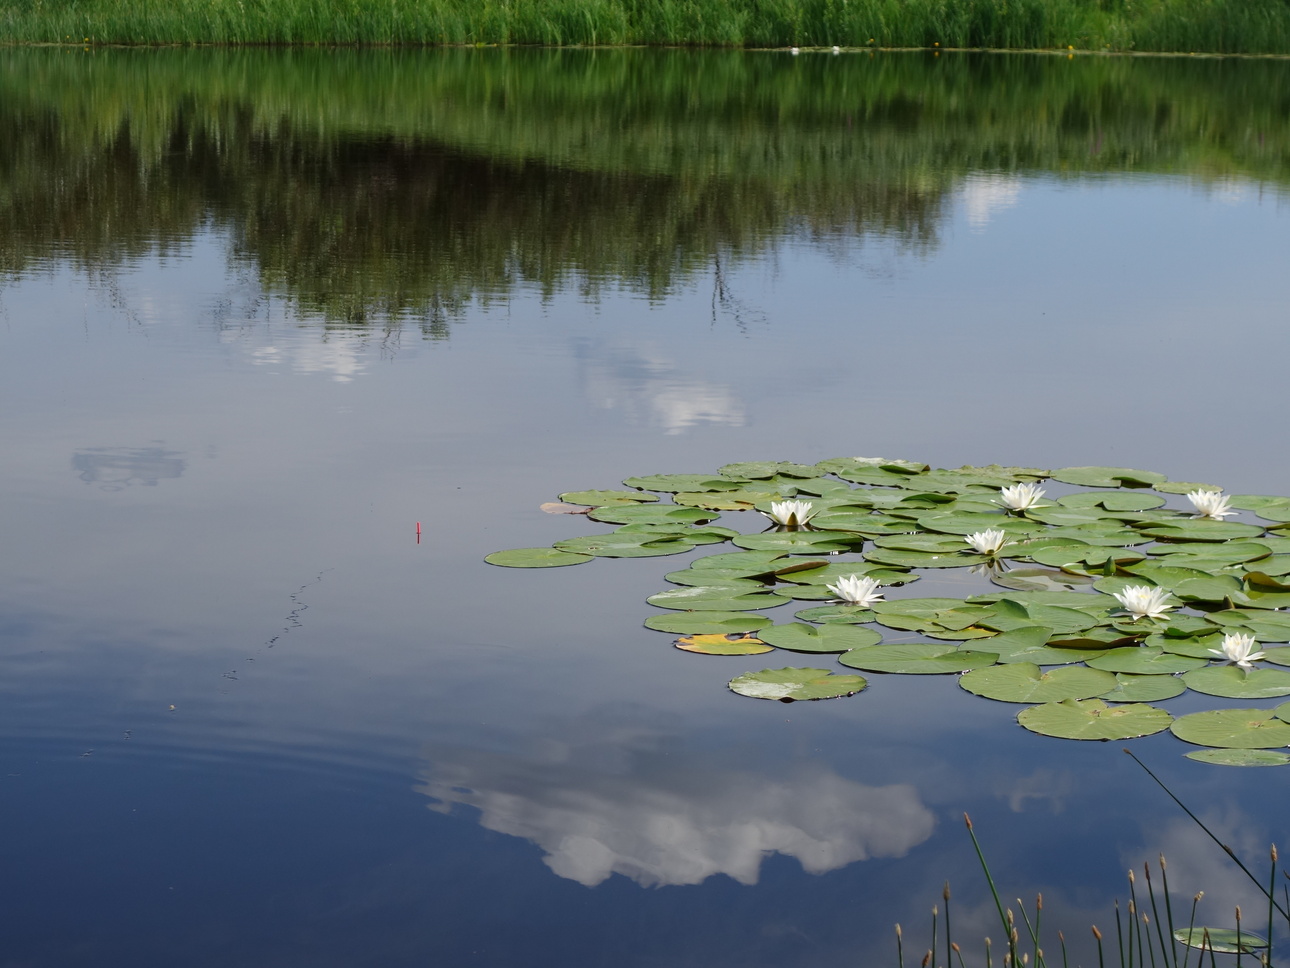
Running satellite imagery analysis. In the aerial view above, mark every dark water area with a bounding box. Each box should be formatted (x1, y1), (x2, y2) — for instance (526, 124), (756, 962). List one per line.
(1, 46), (1289, 967)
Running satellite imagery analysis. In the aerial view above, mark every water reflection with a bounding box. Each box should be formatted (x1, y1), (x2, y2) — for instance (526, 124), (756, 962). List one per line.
(71, 445), (185, 490)
(574, 340), (746, 435)
(2, 47), (1287, 330)
(415, 713), (934, 888)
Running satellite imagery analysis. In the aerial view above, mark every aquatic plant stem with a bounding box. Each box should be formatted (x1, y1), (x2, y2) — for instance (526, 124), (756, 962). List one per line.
(1123, 750), (1290, 924)
(896, 923), (905, 968)
(1267, 847), (1277, 968)
(1160, 855), (1180, 968)
(965, 814), (1013, 950)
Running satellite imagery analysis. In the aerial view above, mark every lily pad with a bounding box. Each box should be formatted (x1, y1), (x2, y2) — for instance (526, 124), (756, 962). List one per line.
(732, 532), (859, 554)
(559, 489), (660, 506)
(865, 548), (988, 568)
(1172, 928), (1268, 954)
(1138, 520), (1266, 542)
(989, 568), (1097, 592)
(1085, 647), (1207, 675)
(793, 605), (876, 624)
(674, 634), (772, 655)
(728, 667), (868, 702)
(587, 504), (718, 526)
(1183, 748), (1290, 767)
(1099, 674), (1186, 702)
(484, 547), (595, 568)
(1170, 708), (1290, 748)
(1017, 698), (1173, 740)
(838, 644), (998, 674)
(1059, 491), (1166, 511)
(622, 474), (745, 493)
(960, 663), (1118, 703)
(1050, 466), (1167, 488)
(719, 461), (821, 479)
(672, 489), (785, 510)
(555, 533), (695, 558)
(644, 612), (773, 634)
(758, 623), (882, 653)
(646, 586), (791, 611)
(1180, 666), (1290, 698)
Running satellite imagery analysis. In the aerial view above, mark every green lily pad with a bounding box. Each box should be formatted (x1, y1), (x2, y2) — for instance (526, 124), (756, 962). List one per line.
(484, 547), (595, 568)
(773, 561), (898, 585)
(1138, 520), (1266, 542)
(1153, 632), (1225, 658)
(960, 663), (1118, 703)
(758, 623), (882, 653)
(870, 598), (970, 632)
(1085, 647), (1207, 675)
(871, 533), (981, 553)
(644, 612), (774, 634)
(1183, 748), (1290, 767)
(728, 667), (868, 702)
(1172, 928), (1268, 954)
(674, 634), (774, 655)
(1170, 707), (1290, 748)
(1181, 666), (1290, 698)
(1059, 491), (1166, 511)
(1155, 481), (1222, 495)
(733, 532), (859, 554)
(559, 489), (660, 506)
(1017, 698), (1173, 740)
(587, 504), (718, 526)
(989, 568), (1097, 592)
(1050, 466), (1167, 488)
(672, 489), (785, 510)
(793, 605), (876, 624)
(554, 533), (695, 558)
(622, 474), (745, 492)
(1099, 674), (1187, 702)
(719, 461), (821, 480)
(838, 644), (998, 674)
(917, 512), (1042, 536)
(865, 548), (988, 568)
(646, 586), (791, 611)
(690, 550), (787, 572)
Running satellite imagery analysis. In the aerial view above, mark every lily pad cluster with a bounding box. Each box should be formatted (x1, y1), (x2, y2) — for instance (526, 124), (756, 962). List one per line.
(487, 458), (1290, 764)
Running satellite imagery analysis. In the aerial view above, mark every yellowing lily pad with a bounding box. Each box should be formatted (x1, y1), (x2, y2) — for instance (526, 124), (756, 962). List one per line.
(674, 634), (773, 655)
(728, 667), (868, 702)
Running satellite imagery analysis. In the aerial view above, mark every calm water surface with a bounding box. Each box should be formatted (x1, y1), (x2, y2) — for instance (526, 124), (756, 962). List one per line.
(1, 47), (1289, 967)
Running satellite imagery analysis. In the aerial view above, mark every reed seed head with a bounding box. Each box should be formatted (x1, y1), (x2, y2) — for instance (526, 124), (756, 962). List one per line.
(943, 881), (951, 901)
(1092, 925), (1103, 941)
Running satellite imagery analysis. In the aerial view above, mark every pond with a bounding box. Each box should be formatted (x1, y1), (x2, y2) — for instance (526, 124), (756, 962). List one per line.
(1, 45), (1289, 967)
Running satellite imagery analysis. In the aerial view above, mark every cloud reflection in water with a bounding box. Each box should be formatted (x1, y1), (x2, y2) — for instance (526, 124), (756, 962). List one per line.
(415, 719), (934, 888)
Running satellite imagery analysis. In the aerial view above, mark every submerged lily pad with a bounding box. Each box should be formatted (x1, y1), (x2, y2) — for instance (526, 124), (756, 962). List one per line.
(1018, 698), (1173, 740)
(1183, 749), (1290, 767)
(484, 547), (594, 568)
(960, 663), (1117, 703)
(674, 634), (773, 656)
(1170, 708), (1290, 748)
(728, 667), (868, 702)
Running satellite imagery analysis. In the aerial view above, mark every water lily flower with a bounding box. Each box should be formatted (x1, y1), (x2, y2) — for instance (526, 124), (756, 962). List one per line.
(1112, 584), (1175, 621)
(826, 574), (885, 607)
(760, 499), (815, 528)
(964, 529), (1007, 555)
(1187, 489), (1236, 519)
(997, 482), (1046, 511)
(1210, 631), (1266, 670)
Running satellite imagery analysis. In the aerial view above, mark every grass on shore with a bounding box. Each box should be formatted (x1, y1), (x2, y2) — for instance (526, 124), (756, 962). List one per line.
(4, 0), (1290, 54)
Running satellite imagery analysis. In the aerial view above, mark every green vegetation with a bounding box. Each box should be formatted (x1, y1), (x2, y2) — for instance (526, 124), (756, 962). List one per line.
(2, 48), (1288, 326)
(5, 0), (1290, 53)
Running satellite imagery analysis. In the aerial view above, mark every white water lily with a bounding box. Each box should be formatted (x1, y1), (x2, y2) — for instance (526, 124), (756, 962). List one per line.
(964, 529), (1007, 555)
(760, 499), (816, 528)
(826, 574), (885, 607)
(1187, 489), (1236, 519)
(1210, 631), (1266, 670)
(1112, 584), (1175, 621)
(997, 482), (1046, 512)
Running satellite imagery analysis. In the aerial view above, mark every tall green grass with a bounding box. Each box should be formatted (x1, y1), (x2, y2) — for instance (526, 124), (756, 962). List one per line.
(4, 0), (1290, 53)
